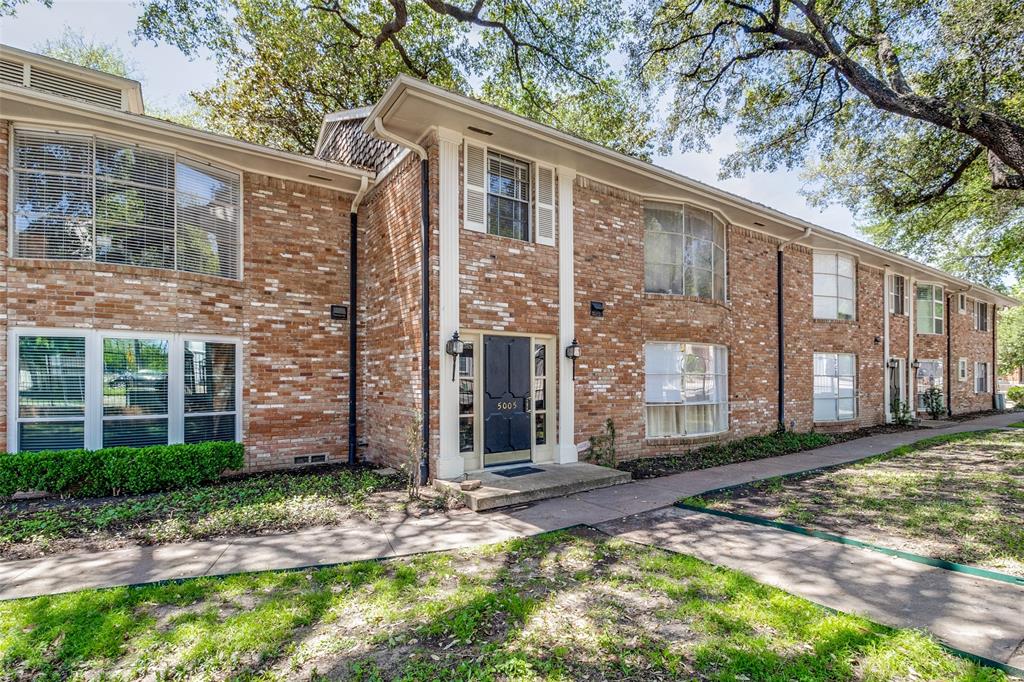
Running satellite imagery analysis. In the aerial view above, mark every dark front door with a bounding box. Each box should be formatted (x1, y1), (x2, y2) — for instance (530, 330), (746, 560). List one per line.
(483, 335), (532, 466)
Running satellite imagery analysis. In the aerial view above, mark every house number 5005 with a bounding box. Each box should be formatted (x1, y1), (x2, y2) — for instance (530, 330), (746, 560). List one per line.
(497, 401), (517, 410)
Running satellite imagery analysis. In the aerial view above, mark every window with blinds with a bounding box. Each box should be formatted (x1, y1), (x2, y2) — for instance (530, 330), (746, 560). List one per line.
(11, 129), (241, 279)
(10, 329), (240, 452)
(102, 338), (170, 447)
(16, 335), (87, 451)
(184, 340), (237, 442)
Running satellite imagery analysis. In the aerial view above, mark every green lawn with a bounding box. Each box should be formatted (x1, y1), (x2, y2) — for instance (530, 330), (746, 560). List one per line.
(0, 529), (1007, 682)
(1009, 422), (1024, 428)
(691, 430), (1024, 576)
(1, 467), (415, 560)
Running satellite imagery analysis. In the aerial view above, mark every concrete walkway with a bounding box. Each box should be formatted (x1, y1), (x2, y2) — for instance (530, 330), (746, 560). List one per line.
(2, 413), (1021, 667)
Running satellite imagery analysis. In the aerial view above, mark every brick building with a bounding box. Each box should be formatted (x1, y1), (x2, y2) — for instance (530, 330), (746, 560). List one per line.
(1, 46), (1016, 479)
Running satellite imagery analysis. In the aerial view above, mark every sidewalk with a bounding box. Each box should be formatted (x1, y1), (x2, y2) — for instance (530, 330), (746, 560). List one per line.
(0, 412), (1019, 603)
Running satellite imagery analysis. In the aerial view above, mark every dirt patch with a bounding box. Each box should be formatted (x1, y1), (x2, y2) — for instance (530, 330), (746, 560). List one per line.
(698, 430), (1024, 577)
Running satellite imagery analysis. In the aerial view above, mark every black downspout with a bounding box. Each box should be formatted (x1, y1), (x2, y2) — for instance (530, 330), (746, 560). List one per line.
(946, 294), (952, 417)
(777, 249), (785, 431)
(347, 211), (358, 465)
(419, 157), (431, 484)
(992, 307), (998, 409)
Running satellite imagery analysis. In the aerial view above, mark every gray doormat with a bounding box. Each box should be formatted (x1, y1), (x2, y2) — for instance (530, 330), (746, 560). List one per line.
(491, 466), (543, 478)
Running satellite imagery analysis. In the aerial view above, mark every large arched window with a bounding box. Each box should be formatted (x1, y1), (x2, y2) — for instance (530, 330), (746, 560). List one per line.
(644, 203), (726, 300)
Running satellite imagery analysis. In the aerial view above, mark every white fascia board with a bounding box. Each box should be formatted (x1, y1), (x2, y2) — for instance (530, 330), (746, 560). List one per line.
(1, 85), (374, 194)
(363, 76), (1018, 309)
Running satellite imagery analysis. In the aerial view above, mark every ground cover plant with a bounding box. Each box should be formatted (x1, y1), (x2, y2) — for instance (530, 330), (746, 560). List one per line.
(688, 431), (1024, 576)
(0, 465), (434, 561)
(0, 528), (1009, 681)
(617, 424), (927, 479)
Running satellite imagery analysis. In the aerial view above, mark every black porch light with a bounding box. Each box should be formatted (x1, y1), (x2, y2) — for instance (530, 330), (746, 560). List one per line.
(445, 331), (465, 381)
(887, 358), (900, 369)
(911, 359), (921, 370)
(565, 337), (582, 380)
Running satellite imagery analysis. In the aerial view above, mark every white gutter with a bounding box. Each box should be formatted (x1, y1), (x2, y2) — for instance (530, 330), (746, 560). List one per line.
(350, 176), (368, 213)
(373, 117), (427, 160)
(1, 85), (373, 182)
(364, 76), (1019, 308)
(779, 226), (813, 252)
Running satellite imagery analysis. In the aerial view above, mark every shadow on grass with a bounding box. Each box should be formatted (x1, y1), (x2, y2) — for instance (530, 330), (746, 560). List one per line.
(0, 529), (1007, 681)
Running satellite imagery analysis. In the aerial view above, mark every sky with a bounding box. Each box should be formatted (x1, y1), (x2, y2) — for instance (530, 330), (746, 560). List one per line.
(0, 0), (861, 238)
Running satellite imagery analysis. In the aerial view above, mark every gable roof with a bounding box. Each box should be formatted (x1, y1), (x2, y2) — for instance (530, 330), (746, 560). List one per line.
(315, 107), (402, 171)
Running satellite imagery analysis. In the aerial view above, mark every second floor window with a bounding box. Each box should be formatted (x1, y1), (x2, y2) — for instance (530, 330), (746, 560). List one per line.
(975, 301), (989, 332)
(644, 203), (726, 300)
(813, 252), (856, 320)
(889, 274), (906, 315)
(916, 284), (944, 334)
(12, 128), (242, 279)
(486, 152), (531, 241)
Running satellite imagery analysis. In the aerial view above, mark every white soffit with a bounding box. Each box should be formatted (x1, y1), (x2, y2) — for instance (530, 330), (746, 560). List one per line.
(366, 77), (1018, 307)
(1, 85), (370, 195)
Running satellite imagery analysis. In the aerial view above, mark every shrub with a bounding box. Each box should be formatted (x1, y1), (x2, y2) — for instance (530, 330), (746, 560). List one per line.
(0, 441), (244, 500)
(922, 387), (945, 419)
(587, 419), (617, 468)
(1007, 385), (1024, 405)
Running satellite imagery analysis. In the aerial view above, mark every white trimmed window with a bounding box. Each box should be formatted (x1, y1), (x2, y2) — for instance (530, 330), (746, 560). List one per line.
(889, 274), (906, 315)
(644, 203), (727, 301)
(463, 142), (554, 246)
(975, 301), (989, 332)
(12, 128), (241, 279)
(975, 362), (989, 393)
(644, 342), (728, 438)
(958, 358), (968, 382)
(813, 252), (856, 320)
(813, 352), (857, 421)
(10, 329), (240, 452)
(958, 293), (967, 314)
(916, 284), (944, 334)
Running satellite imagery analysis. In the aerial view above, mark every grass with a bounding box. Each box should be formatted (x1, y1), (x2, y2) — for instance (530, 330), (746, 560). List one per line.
(1009, 422), (1024, 428)
(0, 529), (1010, 681)
(0, 466), (408, 560)
(693, 430), (1024, 576)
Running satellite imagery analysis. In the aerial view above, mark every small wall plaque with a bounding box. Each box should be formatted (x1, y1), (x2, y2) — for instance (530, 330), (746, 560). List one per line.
(590, 301), (605, 317)
(330, 304), (348, 320)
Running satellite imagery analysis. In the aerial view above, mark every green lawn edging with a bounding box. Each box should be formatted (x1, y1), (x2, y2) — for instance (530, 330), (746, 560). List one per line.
(674, 501), (1024, 588)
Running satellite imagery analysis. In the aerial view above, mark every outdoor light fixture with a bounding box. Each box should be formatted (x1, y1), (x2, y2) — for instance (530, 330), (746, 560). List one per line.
(911, 359), (921, 370)
(445, 331), (465, 381)
(887, 359), (900, 369)
(565, 337), (582, 380)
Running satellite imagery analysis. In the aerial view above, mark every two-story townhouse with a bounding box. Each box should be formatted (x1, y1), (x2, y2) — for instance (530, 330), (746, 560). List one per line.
(1, 47), (1016, 483)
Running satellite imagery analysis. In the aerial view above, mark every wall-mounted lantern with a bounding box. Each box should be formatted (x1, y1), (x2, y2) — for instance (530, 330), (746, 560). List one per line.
(887, 358), (900, 369)
(445, 331), (465, 381)
(911, 359), (921, 370)
(565, 337), (582, 380)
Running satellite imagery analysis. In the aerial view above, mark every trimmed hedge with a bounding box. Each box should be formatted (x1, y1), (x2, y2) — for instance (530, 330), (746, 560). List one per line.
(0, 441), (244, 499)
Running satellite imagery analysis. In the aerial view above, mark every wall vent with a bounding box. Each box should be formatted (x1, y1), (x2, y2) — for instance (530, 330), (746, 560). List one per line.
(0, 58), (24, 85)
(28, 67), (123, 108)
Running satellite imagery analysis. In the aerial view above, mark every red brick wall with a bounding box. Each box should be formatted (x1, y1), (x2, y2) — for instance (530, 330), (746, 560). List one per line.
(950, 296), (995, 414)
(782, 248), (886, 432)
(357, 150), (425, 471)
(571, 177), (781, 460)
(0, 120), (355, 468)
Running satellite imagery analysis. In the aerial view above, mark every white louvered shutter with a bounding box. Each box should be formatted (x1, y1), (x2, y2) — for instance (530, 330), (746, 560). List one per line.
(535, 164), (556, 246)
(463, 141), (487, 233)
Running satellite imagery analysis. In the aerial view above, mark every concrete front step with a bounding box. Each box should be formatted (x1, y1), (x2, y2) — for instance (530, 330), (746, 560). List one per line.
(435, 462), (631, 511)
